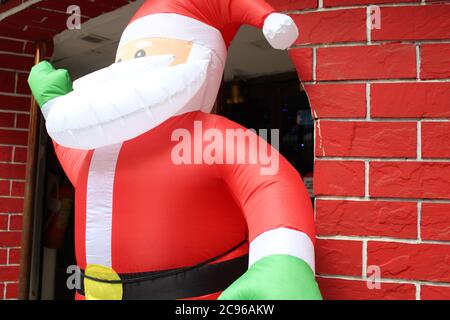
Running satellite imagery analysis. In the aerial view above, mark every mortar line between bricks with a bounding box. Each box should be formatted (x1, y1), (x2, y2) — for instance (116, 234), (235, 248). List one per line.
(34, 5), (91, 19)
(316, 235), (450, 245)
(0, 36), (27, 44)
(417, 201), (422, 241)
(0, 111), (30, 116)
(0, 51), (34, 58)
(316, 157), (450, 162)
(366, 6), (371, 45)
(0, 68), (32, 74)
(316, 196), (450, 204)
(317, 274), (450, 287)
(416, 44), (421, 80)
(0, 91), (32, 98)
(416, 283), (421, 300)
(0, 127), (29, 132)
(417, 121), (422, 160)
(314, 118), (450, 122)
(362, 240), (368, 280)
(312, 47), (317, 83)
(285, 2), (443, 14)
(364, 161), (370, 199)
(292, 40), (450, 49)
(301, 78), (450, 85)
(366, 82), (371, 120)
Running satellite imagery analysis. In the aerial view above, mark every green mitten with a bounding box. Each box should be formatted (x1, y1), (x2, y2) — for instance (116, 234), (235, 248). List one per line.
(219, 255), (322, 300)
(28, 61), (73, 108)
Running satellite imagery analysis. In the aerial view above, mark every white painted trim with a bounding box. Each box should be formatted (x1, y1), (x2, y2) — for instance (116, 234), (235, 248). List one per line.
(249, 227), (315, 272)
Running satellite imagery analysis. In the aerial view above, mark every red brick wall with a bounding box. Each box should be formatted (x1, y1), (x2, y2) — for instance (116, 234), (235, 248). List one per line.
(0, 36), (34, 300)
(288, 0), (450, 300)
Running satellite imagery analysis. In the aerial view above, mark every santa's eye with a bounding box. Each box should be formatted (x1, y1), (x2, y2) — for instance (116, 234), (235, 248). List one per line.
(135, 50), (146, 58)
(117, 59), (122, 63)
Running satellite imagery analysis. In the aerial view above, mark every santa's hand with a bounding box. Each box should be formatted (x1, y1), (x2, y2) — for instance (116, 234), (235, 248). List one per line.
(28, 61), (73, 111)
(218, 255), (322, 300)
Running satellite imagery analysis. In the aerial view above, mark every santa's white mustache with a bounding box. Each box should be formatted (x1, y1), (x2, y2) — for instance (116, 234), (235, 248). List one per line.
(44, 52), (211, 150)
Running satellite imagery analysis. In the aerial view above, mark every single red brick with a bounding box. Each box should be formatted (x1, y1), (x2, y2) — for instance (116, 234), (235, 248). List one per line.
(0, 38), (24, 53)
(0, 265), (20, 282)
(371, 83), (450, 118)
(9, 215), (22, 231)
(0, 146), (13, 162)
(0, 248), (6, 264)
(0, 129), (28, 146)
(421, 203), (450, 241)
(0, 232), (21, 247)
(15, 114), (29, 129)
(421, 285), (450, 300)
(0, 54), (34, 71)
(372, 5), (450, 41)
(0, 163), (26, 179)
(0, 70), (15, 93)
(0, 283), (4, 300)
(0, 180), (10, 196)
(422, 122), (450, 158)
(421, 43), (450, 80)
(317, 44), (416, 81)
(316, 200), (417, 238)
(316, 121), (417, 158)
(0, 112), (15, 128)
(8, 248), (21, 265)
(11, 181), (24, 197)
(0, 215), (8, 230)
(316, 239), (362, 276)
(317, 277), (416, 300)
(292, 9), (366, 45)
(368, 242), (450, 282)
(15, 72), (31, 95)
(304, 84), (366, 118)
(289, 48), (313, 81)
(314, 160), (365, 197)
(324, 0), (417, 6)
(0, 198), (24, 213)
(13, 147), (27, 163)
(5, 282), (18, 299)
(370, 162), (450, 199)
(266, 0), (317, 10)
(0, 94), (31, 112)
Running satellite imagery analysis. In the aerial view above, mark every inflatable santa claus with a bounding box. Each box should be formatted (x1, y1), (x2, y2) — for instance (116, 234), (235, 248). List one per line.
(28, 0), (322, 300)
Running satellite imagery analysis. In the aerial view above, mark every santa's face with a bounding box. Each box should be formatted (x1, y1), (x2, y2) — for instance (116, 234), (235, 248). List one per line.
(115, 37), (193, 66)
(44, 36), (224, 150)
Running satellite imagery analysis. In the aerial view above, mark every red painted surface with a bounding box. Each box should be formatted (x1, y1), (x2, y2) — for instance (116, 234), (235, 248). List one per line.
(0, 0), (449, 300)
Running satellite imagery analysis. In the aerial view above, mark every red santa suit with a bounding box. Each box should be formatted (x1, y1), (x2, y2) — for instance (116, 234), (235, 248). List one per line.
(34, 0), (316, 300)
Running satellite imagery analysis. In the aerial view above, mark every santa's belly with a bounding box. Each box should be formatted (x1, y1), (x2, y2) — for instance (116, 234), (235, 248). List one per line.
(74, 137), (247, 274)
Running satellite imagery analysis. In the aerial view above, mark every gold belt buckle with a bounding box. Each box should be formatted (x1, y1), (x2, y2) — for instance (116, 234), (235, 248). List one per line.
(84, 264), (123, 300)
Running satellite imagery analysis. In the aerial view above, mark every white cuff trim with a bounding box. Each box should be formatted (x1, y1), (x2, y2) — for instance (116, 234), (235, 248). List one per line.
(41, 97), (60, 120)
(249, 227), (315, 272)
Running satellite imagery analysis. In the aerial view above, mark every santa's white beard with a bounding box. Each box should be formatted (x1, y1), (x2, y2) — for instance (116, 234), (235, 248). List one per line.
(44, 45), (223, 150)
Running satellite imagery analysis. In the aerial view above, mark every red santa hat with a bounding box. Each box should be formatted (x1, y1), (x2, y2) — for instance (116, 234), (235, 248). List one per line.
(119, 0), (299, 65)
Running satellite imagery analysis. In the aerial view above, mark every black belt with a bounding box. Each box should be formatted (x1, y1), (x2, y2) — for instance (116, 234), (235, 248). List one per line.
(76, 241), (248, 300)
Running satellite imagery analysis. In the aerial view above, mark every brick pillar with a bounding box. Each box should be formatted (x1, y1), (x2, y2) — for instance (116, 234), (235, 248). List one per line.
(288, 1), (450, 300)
(0, 37), (36, 300)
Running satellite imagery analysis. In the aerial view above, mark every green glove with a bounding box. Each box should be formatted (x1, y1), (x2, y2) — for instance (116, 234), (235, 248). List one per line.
(28, 61), (73, 108)
(219, 255), (322, 300)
